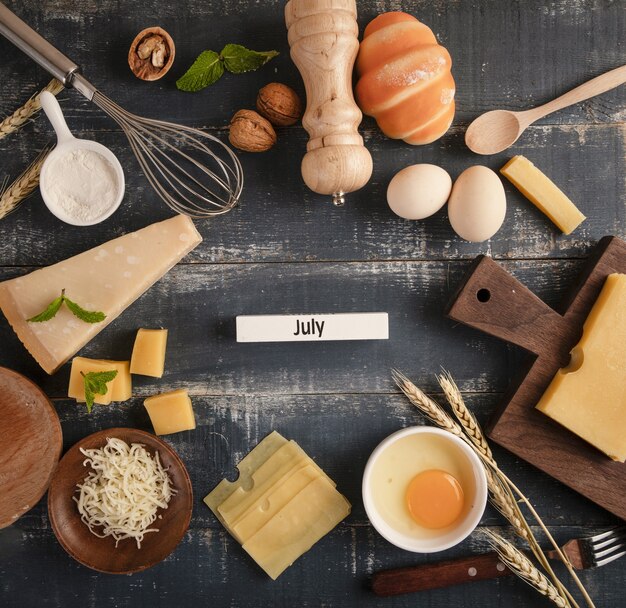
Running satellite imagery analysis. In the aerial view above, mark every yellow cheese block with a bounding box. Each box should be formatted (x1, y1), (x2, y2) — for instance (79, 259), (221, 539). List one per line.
(144, 389), (196, 435)
(500, 155), (585, 234)
(68, 357), (116, 405)
(242, 476), (351, 580)
(99, 360), (132, 401)
(130, 328), (168, 377)
(204, 431), (289, 522)
(230, 464), (322, 544)
(0, 215), (201, 374)
(217, 441), (331, 527)
(536, 274), (626, 461)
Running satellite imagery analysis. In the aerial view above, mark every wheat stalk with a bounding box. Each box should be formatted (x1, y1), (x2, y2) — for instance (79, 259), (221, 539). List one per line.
(0, 79), (63, 141)
(392, 369), (465, 438)
(0, 148), (51, 220)
(435, 370), (592, 608)
(438, 371), (494, 462)
(393, 370), (595, 608)
(482, 529), (567, 607)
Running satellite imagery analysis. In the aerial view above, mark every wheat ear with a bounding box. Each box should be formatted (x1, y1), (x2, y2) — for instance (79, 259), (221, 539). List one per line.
(0, 148), (51, 220)
(393, 372), (592, 607)
(0, 79), (63, 141)
(436, 370), (592, 608)
(483, 529), (568, 607)
(438, 370), (494, 462)
(392, 369), (465, 438)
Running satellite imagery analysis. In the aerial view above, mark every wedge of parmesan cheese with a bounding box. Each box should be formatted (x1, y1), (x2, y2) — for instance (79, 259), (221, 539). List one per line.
(0, 215), (201, 374)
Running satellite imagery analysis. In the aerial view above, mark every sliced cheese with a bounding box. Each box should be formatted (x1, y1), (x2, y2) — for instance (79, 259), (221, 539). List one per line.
(130, 328), (168, 377)
(536, 274), (626, 461)
(217, 441), (331, 527)
(500, 155), (585, 234)
(230, 464), (322, 544)
(242, 476), (351, 580)
(144, 389), (196, 435)
(204, 431), (289, 521)
(68, 357), (115, 405)
(204, 431), (351, 579)
(0, 215), (201, 374)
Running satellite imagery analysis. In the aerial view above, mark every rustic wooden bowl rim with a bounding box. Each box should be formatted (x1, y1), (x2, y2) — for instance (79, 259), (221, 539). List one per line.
(0, 366), (62, 529)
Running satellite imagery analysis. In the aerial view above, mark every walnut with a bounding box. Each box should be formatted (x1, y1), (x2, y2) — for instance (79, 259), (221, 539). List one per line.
(229, 110), (277, 153)
(128, 27), (175, 81)
(256, 83), (303, 127)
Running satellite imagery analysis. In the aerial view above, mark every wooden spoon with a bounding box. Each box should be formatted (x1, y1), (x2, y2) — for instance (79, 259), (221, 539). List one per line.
(465, 64), (626, 155)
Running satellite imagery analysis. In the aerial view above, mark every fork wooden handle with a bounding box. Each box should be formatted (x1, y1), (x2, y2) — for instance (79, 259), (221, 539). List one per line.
(371, 552), (512, 597)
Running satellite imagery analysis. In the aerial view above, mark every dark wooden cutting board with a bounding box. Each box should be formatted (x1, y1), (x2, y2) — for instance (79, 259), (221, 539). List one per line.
(447, 235), (626, 520)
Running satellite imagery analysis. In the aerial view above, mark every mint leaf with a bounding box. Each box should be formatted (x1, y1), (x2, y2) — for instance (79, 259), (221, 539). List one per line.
(27, 290), (106, 324)
(221, 44), (278, 74)
(28, 292), (64, 322)
(81, 370), (118, 414)
(176, 50), (224, 92)
(63, 296), (106, 324)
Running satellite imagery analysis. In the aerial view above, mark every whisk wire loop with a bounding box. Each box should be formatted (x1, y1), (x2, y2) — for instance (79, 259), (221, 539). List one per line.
(92, 91), (243, 218)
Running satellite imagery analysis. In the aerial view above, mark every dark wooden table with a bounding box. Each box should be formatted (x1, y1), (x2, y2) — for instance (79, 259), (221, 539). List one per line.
(0, 0), (624, 606)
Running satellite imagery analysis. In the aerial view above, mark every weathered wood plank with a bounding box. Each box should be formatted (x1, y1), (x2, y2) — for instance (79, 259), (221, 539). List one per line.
(0, 524), (619, 608)
(1, 0), (624, 126)
(0, 124), (624, 266)
(0, 259), (591, 397)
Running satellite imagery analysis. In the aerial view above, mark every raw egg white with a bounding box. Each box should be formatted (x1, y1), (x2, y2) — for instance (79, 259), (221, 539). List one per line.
(387, 164), (452, 220)
(369, 432), (475, 539)
(448, 165), (506, 242)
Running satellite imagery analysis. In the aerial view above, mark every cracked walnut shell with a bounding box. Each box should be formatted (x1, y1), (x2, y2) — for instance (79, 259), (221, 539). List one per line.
(229, 110), (277, 153)
(256, 83), (303, 127)
(128, 27), (175, 81)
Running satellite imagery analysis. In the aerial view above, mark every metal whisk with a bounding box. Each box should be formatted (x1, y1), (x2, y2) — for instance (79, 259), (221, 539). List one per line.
(0, 2), (243, 218)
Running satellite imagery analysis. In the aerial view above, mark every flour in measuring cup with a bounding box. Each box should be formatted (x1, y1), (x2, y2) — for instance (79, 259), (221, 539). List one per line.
(45, 148), (119, 222)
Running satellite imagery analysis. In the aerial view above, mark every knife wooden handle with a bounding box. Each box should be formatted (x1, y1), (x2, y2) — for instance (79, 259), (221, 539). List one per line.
(446, 255), (568, 358)
(371, 552), (512, 597)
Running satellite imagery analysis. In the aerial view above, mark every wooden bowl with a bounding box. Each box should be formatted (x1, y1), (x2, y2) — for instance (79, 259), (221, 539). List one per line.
(0, 366), (62, 528)
(48, 428), (192, 574)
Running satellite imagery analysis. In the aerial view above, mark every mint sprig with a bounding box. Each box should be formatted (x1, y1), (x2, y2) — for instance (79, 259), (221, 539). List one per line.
(176, 44), (278, 92)
(27, 289), (106, 324)
(81, 370), (118, 413)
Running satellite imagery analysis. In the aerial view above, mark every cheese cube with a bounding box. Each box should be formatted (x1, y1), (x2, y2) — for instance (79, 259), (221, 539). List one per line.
(144, 389), (196, 435)
(130, 328), (168, 377)
(68, 357), (116, 405)
(536, 274), (626, 461)
(500, 155), (585, 234)
(99, 360), (132, 401)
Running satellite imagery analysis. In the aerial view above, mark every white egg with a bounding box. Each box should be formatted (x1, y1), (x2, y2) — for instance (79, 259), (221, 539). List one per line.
(448, 166), (506, 242)
(387, 164), (452, 220)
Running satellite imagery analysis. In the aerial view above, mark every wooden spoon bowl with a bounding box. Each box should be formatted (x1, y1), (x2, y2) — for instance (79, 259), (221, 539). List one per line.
(48, 428), (193, 574)
(0, 366), (62, 528)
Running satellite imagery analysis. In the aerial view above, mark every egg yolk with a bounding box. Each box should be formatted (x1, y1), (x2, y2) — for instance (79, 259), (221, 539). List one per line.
(405, 469), (465, 529)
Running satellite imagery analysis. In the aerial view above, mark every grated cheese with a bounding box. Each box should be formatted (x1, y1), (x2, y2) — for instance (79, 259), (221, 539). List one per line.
(74, 437), (176, 548)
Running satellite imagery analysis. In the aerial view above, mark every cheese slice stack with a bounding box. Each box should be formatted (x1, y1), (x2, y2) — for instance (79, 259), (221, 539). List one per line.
(0, 215), (201, 374)
(205, 431), (351, 579)
(536, 273), (626, 461)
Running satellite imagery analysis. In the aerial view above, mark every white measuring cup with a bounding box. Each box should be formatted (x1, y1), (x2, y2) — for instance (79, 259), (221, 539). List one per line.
(39, 91), (125, 226)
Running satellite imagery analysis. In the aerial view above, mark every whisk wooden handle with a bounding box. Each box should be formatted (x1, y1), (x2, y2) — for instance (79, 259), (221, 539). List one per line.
(285, 0), (372, 204)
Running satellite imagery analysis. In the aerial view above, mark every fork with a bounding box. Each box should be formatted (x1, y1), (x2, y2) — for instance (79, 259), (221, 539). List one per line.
(371, 526), (626, 597)
(546, 525), (626, 569)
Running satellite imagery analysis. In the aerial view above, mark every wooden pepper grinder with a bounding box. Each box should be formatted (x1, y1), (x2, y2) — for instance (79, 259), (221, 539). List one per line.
(285, 0), (373, 206)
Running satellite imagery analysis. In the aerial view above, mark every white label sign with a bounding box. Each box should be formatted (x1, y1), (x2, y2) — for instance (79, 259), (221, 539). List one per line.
(236, 313), (389, 343)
